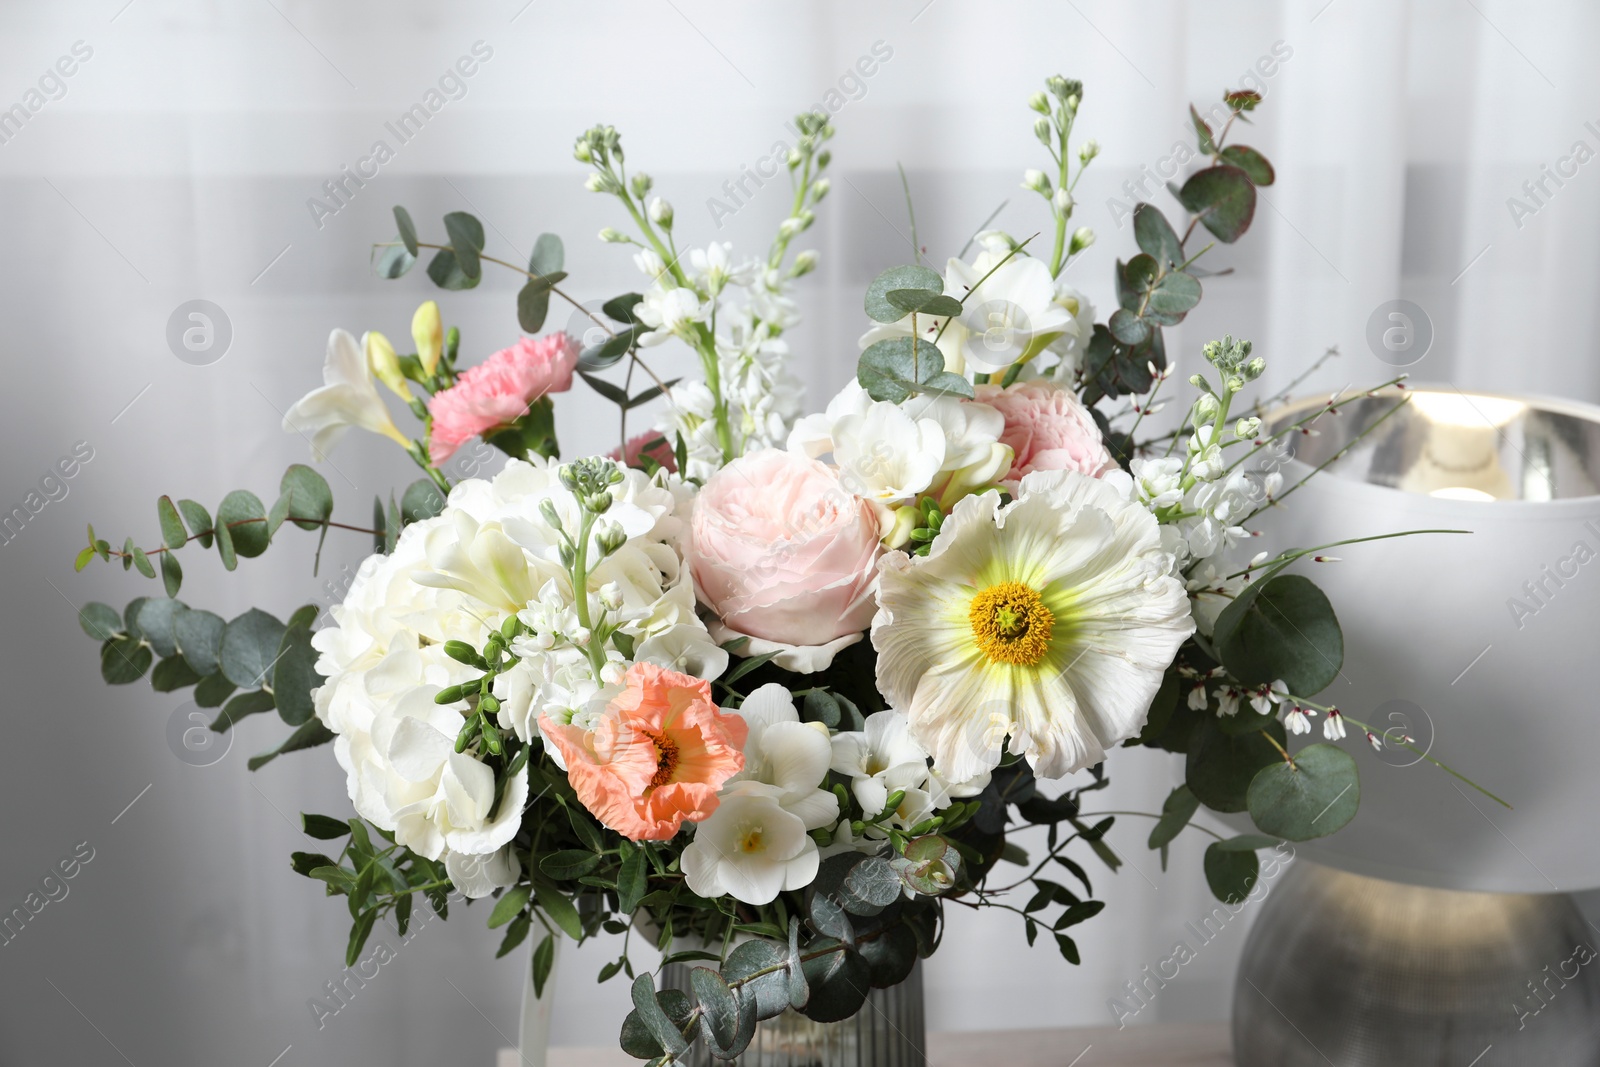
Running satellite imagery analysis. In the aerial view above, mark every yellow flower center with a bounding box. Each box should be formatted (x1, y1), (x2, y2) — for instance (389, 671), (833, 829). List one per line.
(969, 581), (1054, 666)
(738, 827), (764, 853)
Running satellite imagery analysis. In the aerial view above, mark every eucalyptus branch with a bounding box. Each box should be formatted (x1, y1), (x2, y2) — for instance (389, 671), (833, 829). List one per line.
(109, 515), (381, 561)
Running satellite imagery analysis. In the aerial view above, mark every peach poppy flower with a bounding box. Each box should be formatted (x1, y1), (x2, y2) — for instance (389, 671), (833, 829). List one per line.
(540, 662), (747, 841)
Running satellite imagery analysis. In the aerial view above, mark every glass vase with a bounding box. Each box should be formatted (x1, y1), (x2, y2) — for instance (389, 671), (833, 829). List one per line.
(659, 959), (925, 1067)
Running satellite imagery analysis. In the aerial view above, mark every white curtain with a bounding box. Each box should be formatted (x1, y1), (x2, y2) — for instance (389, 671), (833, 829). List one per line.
(2, 1), (1595, 1063)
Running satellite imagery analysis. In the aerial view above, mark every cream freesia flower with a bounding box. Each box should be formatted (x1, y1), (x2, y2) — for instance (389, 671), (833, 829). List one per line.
(283, 328), (411, 460)
(872, 469), (1193, 782)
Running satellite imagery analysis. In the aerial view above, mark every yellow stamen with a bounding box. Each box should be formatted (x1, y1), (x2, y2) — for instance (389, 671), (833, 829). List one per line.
(969, 580), (1054, 666)
(738, 827), (764, 853)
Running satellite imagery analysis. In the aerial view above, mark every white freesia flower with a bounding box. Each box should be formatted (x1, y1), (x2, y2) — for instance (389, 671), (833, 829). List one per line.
(949, 253), (1074, 374)
(682, 783), (820, 905)
(1047, 282), (1096, 381)
(283, 328), (411, 461)
(831, 402), (947, 504)
(830, 710), (937, 830)
(725, 683), (839, 829)
(873, 469), (1194, 782)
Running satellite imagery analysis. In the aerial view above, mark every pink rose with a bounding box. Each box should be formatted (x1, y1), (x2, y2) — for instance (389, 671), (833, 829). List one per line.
(427, 333), (578, 464)
(690, 449), (882, 648)
(975, 379), (1116, 490)
(610, 431), (678, 474)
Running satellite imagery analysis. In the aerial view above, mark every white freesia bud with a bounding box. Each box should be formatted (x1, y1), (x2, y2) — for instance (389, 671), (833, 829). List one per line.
(1068, 226), (1095, 254)
(1052, 188), (1073, 214)
(599, 227), (629, 243)
(790, 249), (819, 277)
(648, 196), (674, 226)
(1022, 168), (1050, 193)
(1079, 139), (1101, 164)
(1028, 91), (1051, 114)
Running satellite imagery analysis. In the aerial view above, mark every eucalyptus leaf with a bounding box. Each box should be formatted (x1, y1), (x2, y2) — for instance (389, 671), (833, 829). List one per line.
(1177, 165), (1257, 244)
(1108, 308), (1149, 345)
(273, 624), (321, 726)
(100, 637), (152, 685)
(1147, 784), (1200, 850)
(690, 967), (740, 1053)
(400, 479), (446, 524)
(442, 211), (485, 280)
(159, 551), (182, 597)
(517, 282), (551, 333)
(864, 265), (943, 323)
(1186, 714), (1286, 813)
(530, 232), (564, 276)
(1247, 743), (1360, 841)
(219, 608), (287, 690)
(279, 465), (333, 531)
(1220, 144), (1275, 186)
(210, 688), (275, 732)
(630, 975), (689, 1057)
(884, 289), (963, 317)
(248, 719), (334, 770)
(1133, 202), (1184, 268)
(135, 597), (185, 659)
(394, 205), (419, 255)
(173, 608), (225, 677)
(78, 602), (123, 642)
(1147, 271), (1202, 317)
(193, 672), (236, 708)
(374, 243), (415, 279)
(721, 939), (792, 1018)
(426, 248), (481, 291)
(1214, 573), (1343, 696)
(1203, 841), (1260, 904)
(150, 654), (201, 692)
(156, 495), (187, 550)
(216, 490), (269, 558)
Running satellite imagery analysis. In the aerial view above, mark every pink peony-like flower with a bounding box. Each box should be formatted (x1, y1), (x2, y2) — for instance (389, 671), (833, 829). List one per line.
(610, 431), (678, 474)
(540, 662), (747, 842)
(975, 379), (1116, 490)
(427, 333), (578, 464)
(690, 449), (883, 649)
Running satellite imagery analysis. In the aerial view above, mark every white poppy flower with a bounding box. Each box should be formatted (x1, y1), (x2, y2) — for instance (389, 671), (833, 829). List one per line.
(873, 469), (1194, 782)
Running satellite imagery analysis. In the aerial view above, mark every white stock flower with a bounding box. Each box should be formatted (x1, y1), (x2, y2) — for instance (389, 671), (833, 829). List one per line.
(635, 286), (709, 346)
(1131, 456), (1185, 511)
(283, 328), (412, 461)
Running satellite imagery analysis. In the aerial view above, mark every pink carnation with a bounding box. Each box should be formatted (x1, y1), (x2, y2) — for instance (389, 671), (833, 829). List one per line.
(427, 333), (578, 464)
(610, 431), (678, 474)
(975, 379), (1116, 490)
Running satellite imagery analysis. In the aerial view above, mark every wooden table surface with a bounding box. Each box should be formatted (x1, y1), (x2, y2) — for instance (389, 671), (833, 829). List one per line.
(507, 1022), (1233, 1066)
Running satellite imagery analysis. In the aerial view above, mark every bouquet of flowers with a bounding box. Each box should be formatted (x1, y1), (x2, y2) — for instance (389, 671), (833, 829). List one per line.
(74, 75), (1492, 1062)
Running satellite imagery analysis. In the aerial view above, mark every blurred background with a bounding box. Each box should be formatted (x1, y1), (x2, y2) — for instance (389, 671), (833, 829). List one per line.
(2, 1), (1599, 1063)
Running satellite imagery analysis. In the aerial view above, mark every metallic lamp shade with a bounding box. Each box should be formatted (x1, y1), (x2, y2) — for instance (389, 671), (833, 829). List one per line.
(1251, 387), (1600, 892)
(1234, 862), (1600, 1066)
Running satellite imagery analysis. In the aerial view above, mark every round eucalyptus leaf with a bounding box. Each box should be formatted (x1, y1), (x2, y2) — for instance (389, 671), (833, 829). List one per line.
(1214, 573), (1344, 696)
(78, 602), (123, 642)
(219, 608), (287, 690)
(1247, 743), (1360, 841)
(216, 490), (270, 559)
(722, 939), (792, 1019)
(857, 922), (919, 987)
(272, 624), (322, 726)
(864, 265), (943, 323)
(279, 465), (333, 531)
(1203, 840), (1260, 904)
(1177, 164), (1257, 243)
(400, 479), (446, 524)
(1186, 714), (1285, 813)
(799, 939), (870, 1023)
(101, 637), (153, 685)
(174, 609), (225, 678)
(135, 597), (186, 659)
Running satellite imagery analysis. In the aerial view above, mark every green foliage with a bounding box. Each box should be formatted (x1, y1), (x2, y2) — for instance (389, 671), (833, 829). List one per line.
(1203, 841), (1259, 904)
(1214, 573), (1343, 696)
(863, 264), (942, 323)
(1186, 714), (1286, 813)
(1247, 744), (1360, 840)
(858, 337), (973, 403)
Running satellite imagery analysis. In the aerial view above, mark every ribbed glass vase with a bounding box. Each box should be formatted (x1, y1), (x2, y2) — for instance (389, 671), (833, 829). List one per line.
(659, 960), (925, 1067)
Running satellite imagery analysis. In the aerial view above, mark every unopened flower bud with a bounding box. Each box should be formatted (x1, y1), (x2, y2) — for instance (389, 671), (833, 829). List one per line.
(629, 172), (653, 198)
(1034, 118), (1052, 145)
(778, 216), (805, 238)
(1079, 139), (1100, 164)
(791, 249), (819, 277)
(816, 150), (832, 169)
(583, 173), (606, 193)
(573, 139), (593, 163)
(365, 331), (408, 399)
(412, 300), (443, 376)
(1245, 356), (1266, 380)
(1022, 168), (1050, 194)
(787, 148), (803, 168)
(1066, 93), (1080, 113)
(1052, 188), (1073, 214)
(810, 178), (830, 202)
(1068, 226), (1095, 254)
(598, 227), (628, 243)
(538, 498), (564, 531)
(1235, 416), (1261, 438)
(1194, 393), (1221, 419)
(1028, 91), (1051, 114)
(648, 197), (673, 226)
(599, 582), (624, 611)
